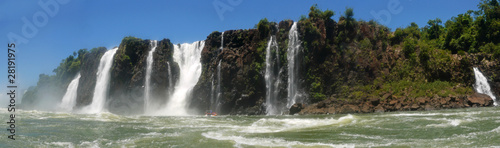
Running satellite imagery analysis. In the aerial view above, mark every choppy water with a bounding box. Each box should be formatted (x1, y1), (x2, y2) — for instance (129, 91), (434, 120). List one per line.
(2, 107), (499, 147)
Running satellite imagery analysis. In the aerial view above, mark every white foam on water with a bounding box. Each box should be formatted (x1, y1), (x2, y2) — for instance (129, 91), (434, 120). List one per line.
(45, 142), (75, 148)
(242, 114), (355, 133)
(202, 131), (354, 148)
(79, 139), (101, 148)
(426, 119), (463, 127)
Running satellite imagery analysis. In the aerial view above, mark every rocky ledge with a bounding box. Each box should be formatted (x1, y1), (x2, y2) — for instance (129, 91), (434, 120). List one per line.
(294, 93), (494, 115)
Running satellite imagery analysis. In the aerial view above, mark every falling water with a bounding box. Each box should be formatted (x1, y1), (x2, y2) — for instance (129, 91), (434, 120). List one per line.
(265, 36), (281, 115)
(221, 32), (224, 51)
(167, 61), (173, 94)
(59, 73), (81, 111)
(473, 67), (498, 106)
(160, 41), (205, 115)
(286, 22), (303, 108)
(211, 32), (225, 113)
(215, 60), (222, 113)
(144, 40), (158, 113)
(82, 48), (118, 113)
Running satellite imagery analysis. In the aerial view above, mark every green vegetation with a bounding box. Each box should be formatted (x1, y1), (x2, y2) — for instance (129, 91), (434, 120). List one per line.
(296, 1), (499, 103)
(119, 36), (148, 67)
(256, 18), (271, 38)
(308, 4), (335, 20)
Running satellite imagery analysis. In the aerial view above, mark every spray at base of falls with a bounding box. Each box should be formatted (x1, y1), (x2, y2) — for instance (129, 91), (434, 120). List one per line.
(144, 40), (158, 114)
(156, 41), (205, 116)
(473, 67), (498, 106)
(80, 48), (118, 114)
(59, 73), (81, 111)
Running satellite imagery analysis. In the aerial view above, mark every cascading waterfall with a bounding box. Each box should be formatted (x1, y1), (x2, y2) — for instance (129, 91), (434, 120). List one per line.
(473, 67), (498, 106)
(59, 73), (81, 111)
(160, 41), (205, 115)
(265, 35), (281, 115)
(286, 22), (303, 108)
(221, 32), (224, 51)
(167, 61), (173, 94)
(82, 48), (118, 113)
(215, 60), (222, 113)
(144, 40), (158, 113)
(211, 32), (224, 112)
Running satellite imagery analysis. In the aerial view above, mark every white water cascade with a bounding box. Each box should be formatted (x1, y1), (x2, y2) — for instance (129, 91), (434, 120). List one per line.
(82, 48), (118, 113)
(215, 60), (222, 113)
(265, 35), (281, 115)
(286, 22), (303, 108)
(59, 73), (81, 111)
(160, 41), (205, 115)
(473, 67), (498, 106)
(211, 32), (224, 112)
(167, 61), (173, 94)
(144, 40), (158, 113)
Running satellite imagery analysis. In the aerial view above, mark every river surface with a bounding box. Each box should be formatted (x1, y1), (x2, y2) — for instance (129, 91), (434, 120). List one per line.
(1, 107), (499, 147)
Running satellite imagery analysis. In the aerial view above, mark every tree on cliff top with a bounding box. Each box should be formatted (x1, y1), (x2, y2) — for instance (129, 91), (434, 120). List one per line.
(308, 4), (335, 21)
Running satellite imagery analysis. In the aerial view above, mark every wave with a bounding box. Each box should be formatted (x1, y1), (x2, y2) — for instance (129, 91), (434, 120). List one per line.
(242, 114), (355, 133)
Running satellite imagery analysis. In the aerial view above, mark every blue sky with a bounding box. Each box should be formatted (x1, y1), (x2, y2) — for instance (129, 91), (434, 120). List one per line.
(0, 0), (481, 102)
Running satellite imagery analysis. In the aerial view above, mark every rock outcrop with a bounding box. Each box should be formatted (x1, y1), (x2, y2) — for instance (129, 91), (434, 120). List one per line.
(75, 47), (107, 108)
(299, 93), (494, 115)
(107, 37), (179, 114)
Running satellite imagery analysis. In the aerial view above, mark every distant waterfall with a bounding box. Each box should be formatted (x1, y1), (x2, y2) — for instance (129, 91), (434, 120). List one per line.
(473, 67), (498, 106)
(161, 41), (205, 115)
(82, 48), (118, 113)
(286, 22), (303, 108)
(265, 35), (281, 115)
(144, 40), (158, 113)
(59, 73), (81, 111)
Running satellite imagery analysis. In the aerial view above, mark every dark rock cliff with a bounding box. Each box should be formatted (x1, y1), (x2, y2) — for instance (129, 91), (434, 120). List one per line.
(75, 48), (107, 108)
(107, 37), (179, 114)
(190, 25), (281, 115)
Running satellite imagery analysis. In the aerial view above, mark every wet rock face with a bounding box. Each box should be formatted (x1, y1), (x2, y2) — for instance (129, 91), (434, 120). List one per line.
(289, 103), (305, 115)
(191, 21), (295, 115)
(75, 48), (107, 108)
(191, 29), (268, 115)
(467, 93), (493, 107)
(107, 38), (179, 114)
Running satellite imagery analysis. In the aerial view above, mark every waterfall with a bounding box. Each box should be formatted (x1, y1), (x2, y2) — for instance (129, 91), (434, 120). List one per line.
(144, 40), (158, 113)
(286, 22), (303, 108)
(160, 41), (205, 115)
(82, 48), (118, 113)
(265, 35), (281, 115)
(221, 32), (224, 51)
(167, 61), (173, 94)
(59, 73), (81, 111)
(473, 67), (498, 106)
(211, 32), (225, 113)
(215, 60), (222, 113)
